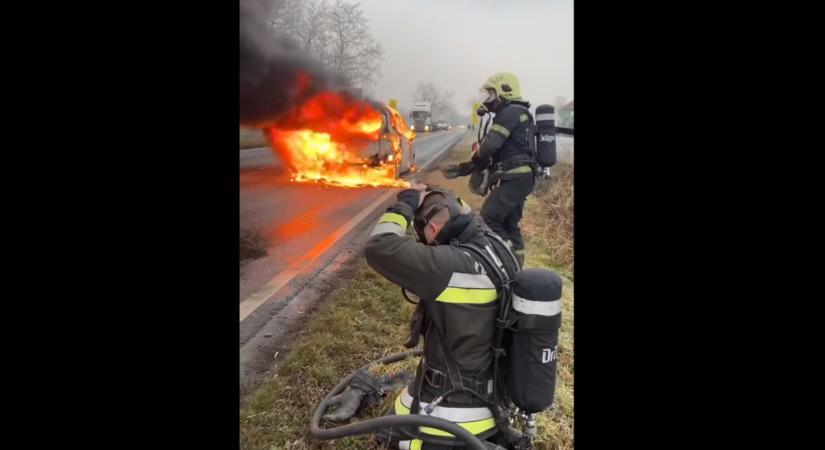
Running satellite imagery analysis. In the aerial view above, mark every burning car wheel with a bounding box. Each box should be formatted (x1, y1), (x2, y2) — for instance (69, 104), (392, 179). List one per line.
(397, 140), (413, 176)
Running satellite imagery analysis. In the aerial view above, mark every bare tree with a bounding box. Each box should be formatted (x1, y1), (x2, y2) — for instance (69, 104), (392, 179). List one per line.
(270, 0), (331, 57)
(325, 1), (383, 87)
(554, 96), (569, 112)
(441, 103), (462, 125)
(269, 0), (384, 88)
(413, 82), (455, 119)
(412, 82), (437, 104)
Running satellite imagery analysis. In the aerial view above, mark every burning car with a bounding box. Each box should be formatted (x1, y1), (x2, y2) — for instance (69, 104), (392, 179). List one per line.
(365, 101), (416, 176)
(266, 91), (416, 187)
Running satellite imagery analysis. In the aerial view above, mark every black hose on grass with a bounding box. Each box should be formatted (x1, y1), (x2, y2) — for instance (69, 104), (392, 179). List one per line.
(309, 350), (489, 450)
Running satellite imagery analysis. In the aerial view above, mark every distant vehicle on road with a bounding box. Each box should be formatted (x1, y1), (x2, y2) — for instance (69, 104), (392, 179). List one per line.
(409, 102), (433, 132)
(435, 120), (449, 131)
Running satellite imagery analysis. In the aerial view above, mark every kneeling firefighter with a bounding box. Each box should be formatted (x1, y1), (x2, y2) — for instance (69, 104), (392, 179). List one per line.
(442, 72), (558, 268)
(309, 185), (564, 450)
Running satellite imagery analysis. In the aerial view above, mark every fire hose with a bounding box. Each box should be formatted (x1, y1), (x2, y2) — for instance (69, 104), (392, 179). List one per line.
(309, 350), (491, 450)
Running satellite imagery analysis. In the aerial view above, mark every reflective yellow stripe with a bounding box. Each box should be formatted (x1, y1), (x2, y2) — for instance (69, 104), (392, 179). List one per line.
(420, 417), (497, 437)
(435, 287), (498, 304)
(379, 212), (407, 229)
(395, 394), (411, 415)
(505, 165), (533, 174)
(400, 439), (421, 450)
(491, 123), (510, 137)
(520, 113), (528, 122)
(371, 222), (404, 236)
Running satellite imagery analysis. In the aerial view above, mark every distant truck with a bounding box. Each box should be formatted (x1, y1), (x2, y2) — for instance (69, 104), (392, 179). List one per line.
(409, 102), (433, 132)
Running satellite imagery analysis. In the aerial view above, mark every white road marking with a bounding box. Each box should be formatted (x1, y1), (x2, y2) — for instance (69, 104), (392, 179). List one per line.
(239, 131), (463, 322)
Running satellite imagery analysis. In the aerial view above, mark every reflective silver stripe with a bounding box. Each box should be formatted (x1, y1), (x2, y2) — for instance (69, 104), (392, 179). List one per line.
(484, 244), (503, 268)
(447, 273), (495, 289)
(399, 440), (423, 450)
(512, 294), (561, 317)
(400, 386), (414, 407)
(399, 387), (493, 422)
(370, 222), (404, 236)
(536, 113), (555, 121)
(425, 402), (493, 422)
(421, 403), (493, 423)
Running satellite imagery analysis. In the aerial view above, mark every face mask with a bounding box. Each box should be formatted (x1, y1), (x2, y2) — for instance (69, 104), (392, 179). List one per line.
(479, 88), (496, 104)
(481, 89), (503, 112)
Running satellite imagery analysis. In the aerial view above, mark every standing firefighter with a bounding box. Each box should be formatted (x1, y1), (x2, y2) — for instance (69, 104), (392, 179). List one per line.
(444, 73), (536, 267)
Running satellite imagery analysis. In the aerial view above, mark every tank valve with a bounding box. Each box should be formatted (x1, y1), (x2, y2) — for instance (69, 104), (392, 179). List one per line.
(524, 413), (538, 438)
(541, 167), (551, 179)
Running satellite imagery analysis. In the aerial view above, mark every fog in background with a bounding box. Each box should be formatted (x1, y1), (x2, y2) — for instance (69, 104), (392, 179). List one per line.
(358, 0), (574, 119)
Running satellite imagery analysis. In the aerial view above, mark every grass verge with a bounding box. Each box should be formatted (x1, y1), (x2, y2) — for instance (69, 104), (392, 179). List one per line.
(240, 135), (574, 450)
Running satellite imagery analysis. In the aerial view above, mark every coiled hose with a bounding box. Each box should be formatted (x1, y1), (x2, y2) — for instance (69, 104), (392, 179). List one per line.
(309, 350), (489, 450)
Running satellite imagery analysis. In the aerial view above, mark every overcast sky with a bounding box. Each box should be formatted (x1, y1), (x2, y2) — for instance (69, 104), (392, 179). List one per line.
(356, 0), (574, 115)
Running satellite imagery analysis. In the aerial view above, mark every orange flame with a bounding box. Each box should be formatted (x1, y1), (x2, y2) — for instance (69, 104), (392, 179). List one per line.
(266, 90), (410, 188)
(388, 105), (416, 142)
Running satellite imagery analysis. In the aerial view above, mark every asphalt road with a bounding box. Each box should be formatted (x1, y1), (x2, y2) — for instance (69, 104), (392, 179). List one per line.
(239, 129), (465, 323)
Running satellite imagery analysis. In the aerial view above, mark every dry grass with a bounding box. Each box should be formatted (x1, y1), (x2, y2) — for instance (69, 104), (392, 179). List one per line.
(522, 164), (574, 279)
(240, 263), (418, 450)
(420, 135), (574, 277)
(240, 135), (574, 449)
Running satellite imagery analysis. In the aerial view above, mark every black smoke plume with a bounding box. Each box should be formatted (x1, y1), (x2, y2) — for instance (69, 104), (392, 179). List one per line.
(239, 0), (351, 127)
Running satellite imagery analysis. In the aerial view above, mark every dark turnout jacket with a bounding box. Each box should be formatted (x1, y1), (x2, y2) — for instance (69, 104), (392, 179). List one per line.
(365, 200), (516, 405)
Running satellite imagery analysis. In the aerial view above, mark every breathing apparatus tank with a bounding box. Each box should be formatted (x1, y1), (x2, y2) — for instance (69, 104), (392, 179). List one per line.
(506, 268), (563, 413)
(534, 105), (557, 176)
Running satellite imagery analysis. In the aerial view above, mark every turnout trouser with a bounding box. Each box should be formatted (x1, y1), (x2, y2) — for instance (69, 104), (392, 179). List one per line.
(480, 173), (535, 266)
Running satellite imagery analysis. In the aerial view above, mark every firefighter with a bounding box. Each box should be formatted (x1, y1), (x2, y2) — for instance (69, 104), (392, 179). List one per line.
(364, 185), (518, 450)
(444, 73), (536, 268)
